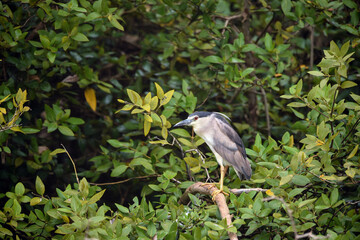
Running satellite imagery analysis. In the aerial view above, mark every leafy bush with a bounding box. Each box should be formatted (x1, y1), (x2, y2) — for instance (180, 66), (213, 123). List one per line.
(0, 0), (359, 239)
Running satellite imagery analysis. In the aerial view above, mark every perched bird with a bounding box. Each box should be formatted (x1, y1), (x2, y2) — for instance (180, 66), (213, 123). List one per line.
(174, 111), (251, 195)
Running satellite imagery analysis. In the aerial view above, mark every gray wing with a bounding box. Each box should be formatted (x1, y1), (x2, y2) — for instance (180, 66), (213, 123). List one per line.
(212, 116), (252, 180)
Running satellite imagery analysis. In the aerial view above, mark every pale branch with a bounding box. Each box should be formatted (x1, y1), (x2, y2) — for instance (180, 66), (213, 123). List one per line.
(62, 144), (80, 186)
(230, 188), (267, 195)
(179, 182), (238, 240)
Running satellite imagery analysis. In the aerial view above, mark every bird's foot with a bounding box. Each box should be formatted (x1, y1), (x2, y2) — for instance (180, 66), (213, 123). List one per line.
(200, 183), (229, 201)
(211, 189), (229, 201)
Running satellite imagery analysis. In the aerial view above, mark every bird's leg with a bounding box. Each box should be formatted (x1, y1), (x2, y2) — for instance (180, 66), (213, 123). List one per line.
(204, 165), (229, 201)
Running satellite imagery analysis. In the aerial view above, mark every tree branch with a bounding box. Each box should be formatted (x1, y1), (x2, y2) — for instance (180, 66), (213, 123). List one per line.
(179, 182), (238, 240)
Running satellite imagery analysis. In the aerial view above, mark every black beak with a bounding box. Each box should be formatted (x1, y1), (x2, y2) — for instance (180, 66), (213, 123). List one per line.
(173, 119), (192, 127)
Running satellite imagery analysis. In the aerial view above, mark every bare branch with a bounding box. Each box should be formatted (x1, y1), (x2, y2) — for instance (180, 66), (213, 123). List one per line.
(230, 188), (267, 195)
(179, 182), (238, 240)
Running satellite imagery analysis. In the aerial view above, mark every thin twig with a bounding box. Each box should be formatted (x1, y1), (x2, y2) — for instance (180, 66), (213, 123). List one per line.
(260, 86), (271, 136)
(309, 26), (314, 69)
(341, 116), (360, 146)
(329, 87), (339, 149)
(90, 174), (160, 186)
(61, 144), (80, 186)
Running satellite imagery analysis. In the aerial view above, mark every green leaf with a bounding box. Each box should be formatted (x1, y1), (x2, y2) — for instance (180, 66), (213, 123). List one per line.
(280, 174), (293, 186)
(298, 198), (316, 208)
(330, 188), (338, 206)
(88, 189), (106, 204)
(36, 176), (45, 196)
(71, 32), (89, 42)
(39, 34), (50, 48)
(281, 0), (292, 14)
(66, 117), (85, 125)
(287, 102), (306, 108)
(292, 175), (310, 186)
(170, 128), (191, 137)
(204, 55), (223, 64)
(47, 52), (56, 63)
(308, 71), (324, 77)
(130, 158), (154, 172)
(0, 227), (13, 236)
(341, 81), (357, 89)
(204, 221), (224, 231)
(109, 16), (124, 31)
(58, 125), (75, 136)
(111, 165), (128, 177)
(15, 182), (25, 196)
(264, 33), (273, 51)
(115, 203), (130, 213)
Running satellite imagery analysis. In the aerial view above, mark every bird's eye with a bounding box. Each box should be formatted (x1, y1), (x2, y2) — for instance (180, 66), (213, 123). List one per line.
(194, 116), (199, 121)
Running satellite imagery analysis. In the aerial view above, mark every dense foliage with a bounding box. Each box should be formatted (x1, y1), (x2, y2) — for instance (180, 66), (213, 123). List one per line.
(0, 0), (359, 239)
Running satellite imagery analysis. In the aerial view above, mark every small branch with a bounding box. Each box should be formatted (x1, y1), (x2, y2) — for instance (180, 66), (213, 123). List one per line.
(90, 174), (160, 186)
(255, 16), (275, 44)
(329, 87), (339, 149)
(61, 144), (80, 186)
(179, 182), (238, 240)
(309, 26), (314, 69)
(341, 115), (360, 146)
(260, 86), (271, 137)
(230, 188), (267, 195)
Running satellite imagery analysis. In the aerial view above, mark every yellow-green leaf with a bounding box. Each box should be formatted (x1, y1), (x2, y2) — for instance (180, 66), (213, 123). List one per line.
(144, 119), (151, 136)
(36, 176), (45, 196)
(50, 148), (66, 156)
(280, 174), (293, 186)
(178, 138), (193, 147)
(127, 89), (142, 106)
(121, 104), (133, 111)
(30, 197), (42, 206)
(161, 126), (168, 139)
(160, 114), (167, 127)
(117, 99), (125, 103)
(144, 114), (153, 123)
(84, 88), (97, 112)
(151, 112), (161, 123)
(0, 94), (10, 104)
(160, 89), (174, 106)
(150, 96), (158, 110)
(131, 108), (144, 114)
(142, 104), (150, 112)
(154, 82), (164, 99)
(88, 190), (106, 204)
(341, 81), (357, 89)
(149, 140), (169, 145)
(144, 92), (152, 104)
(108, 15), (124, 31)
(347, 144), (358, 159)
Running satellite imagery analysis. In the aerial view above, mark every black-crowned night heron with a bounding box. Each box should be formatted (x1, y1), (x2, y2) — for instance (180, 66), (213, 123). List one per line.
(174, 111), (251, 196)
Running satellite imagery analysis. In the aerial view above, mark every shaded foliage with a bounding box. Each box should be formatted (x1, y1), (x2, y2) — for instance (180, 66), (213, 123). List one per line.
(0, 0), (359, 239)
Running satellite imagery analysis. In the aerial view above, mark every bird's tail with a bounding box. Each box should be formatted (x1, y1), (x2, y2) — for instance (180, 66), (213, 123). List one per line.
(234, 158), (252, 180)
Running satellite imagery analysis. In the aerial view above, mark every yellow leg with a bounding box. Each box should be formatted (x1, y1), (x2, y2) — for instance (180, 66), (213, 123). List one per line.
(210, 165), (229, 201)
(219, 165), (225, 191)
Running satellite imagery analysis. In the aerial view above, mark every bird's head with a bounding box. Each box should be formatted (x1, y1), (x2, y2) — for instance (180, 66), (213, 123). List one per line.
(174, 111), (230, 129)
